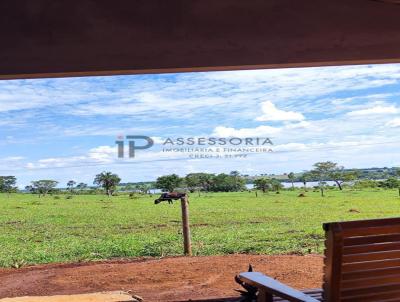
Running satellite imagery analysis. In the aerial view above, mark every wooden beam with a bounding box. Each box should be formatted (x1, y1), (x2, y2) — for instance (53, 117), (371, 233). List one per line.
(2, 0), (400, 79)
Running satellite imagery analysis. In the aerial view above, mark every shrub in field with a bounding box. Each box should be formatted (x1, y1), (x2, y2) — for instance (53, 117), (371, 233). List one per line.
(354, 179), (378, 189)
(129, 193), (140, 199)
(378, 177), (400, 189)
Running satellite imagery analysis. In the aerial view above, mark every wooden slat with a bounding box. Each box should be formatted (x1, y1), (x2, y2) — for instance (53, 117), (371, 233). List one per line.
(342, 258), (400, 272)
(342, 250), (400, 263)
(341, 283), (400, 298)
(342, 225), (400, 237)
(341, 274), (400, 289)
(343, 266), (400, 280)
(341, 289), (400, 302)
(344, 242), (400, 255)
(343, 233), (400, 246)
(324, 217), (400, 231)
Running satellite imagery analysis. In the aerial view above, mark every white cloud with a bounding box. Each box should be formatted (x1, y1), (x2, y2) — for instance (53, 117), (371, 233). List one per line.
(347, 105), (399, 116)
(255, 101), (305, 122)
(87, 146), (116, 162)
(212, 120), (313, 138)
(283, 121), (311, 129)
(386, 118), (400, 128)
(25, 146), (117, 170)
(69, 92), (228, 118)
(212, 125), (281, 137)
(204, 64), (400, 105)
(3, 156), (25, 161)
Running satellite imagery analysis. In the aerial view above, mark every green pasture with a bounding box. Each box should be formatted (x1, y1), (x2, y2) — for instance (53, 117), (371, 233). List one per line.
(0, 189), (399, 267)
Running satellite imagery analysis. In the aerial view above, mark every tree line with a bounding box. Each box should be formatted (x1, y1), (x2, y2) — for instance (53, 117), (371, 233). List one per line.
(1, 161), (399, 197)
(22, 172), (122, 197)
(155, 171), (247, 193)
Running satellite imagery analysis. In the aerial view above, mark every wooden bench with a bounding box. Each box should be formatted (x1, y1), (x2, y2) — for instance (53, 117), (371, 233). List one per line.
(238, 217), (400, 301)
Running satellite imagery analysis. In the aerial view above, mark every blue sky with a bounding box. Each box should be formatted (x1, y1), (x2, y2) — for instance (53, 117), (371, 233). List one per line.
(1, 64), (400, 187)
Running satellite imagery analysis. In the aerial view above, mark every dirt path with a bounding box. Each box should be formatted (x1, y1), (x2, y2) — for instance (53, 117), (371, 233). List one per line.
(0, 255), (323, 302)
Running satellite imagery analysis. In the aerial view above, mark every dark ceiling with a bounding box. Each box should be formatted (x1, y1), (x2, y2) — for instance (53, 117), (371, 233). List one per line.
(1, 0), (400, 79)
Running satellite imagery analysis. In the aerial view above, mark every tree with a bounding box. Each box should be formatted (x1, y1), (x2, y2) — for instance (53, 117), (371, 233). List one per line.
(230, 170), (240, 177)
(67, 180), (76, 193)
(25, 185), (34, 193)
(0, 176), (17, 196)
(155, 174), (182, 192)
(123, 183), (135, 192)
(254, 177), (271, 193)
(287, 172), (295, 190)
(270, 178), (283, 193)
(396, 168), (400, 197)
(31, 180), (58, 197)
(185, 173), (203, 192)
(310, 161), (338, 197)
(298, 172), (310, 190)
(208, 173), (246, 192)
(93, 172), (121, 196)
(76, 182), (88, 192)
(137, 183), (151, 194)
(197, 173), (214, 192)
(329, 167), (358, 190)
(230, 171), (242, 190)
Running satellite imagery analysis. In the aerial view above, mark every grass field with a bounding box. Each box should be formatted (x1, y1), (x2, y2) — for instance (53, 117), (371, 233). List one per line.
(0, 189), (399, 267)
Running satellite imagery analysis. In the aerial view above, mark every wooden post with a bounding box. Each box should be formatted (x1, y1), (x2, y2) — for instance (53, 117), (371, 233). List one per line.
(180, 195), (192, 256)
(257, 289), (273, 302)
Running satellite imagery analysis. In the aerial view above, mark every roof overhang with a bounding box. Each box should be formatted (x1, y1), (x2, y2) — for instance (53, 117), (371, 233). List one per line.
(1, 0), (400, 79)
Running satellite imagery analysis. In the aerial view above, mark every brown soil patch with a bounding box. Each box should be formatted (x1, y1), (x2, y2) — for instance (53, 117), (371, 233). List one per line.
(0, 255), (323, 302)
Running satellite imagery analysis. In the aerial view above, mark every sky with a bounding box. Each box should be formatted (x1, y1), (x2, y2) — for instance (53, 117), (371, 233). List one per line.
(1, 64), (400, 188)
